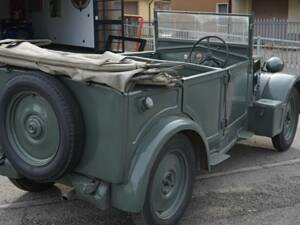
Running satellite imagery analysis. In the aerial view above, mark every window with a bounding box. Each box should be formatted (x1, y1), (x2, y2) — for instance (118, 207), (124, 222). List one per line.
(50, 0), (62, 17)
(124, 2), (138, 15)
(216, 3), (229, 13)
(155, 1), (171, 10)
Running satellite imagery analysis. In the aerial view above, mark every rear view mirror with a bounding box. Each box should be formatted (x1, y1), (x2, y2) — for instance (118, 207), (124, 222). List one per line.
(265, 57), (284, 73)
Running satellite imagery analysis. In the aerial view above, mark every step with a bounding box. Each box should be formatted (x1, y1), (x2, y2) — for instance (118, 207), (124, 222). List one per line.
(210, 153), (231, 166)
(238, 130), (255, 140)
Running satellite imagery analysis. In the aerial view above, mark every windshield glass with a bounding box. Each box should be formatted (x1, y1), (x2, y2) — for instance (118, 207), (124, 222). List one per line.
(156, 11), (251, 45)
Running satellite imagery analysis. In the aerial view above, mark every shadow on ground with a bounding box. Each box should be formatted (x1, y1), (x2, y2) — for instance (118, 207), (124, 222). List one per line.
(2, 135), (300, 225)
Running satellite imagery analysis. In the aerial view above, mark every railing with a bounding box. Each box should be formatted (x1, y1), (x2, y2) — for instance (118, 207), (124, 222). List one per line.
(254, 18), (300, 42)
(255, 37), (300, 74)
(253, 19), (300, 74)
(124, 23), (249, 51)
(125, 18), (300, 50)
(124, 20), (300, 74)
(124, 22), (155, 51)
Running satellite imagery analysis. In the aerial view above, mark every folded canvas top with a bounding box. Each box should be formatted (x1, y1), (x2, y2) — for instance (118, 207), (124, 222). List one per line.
(0, 39), (180, 92)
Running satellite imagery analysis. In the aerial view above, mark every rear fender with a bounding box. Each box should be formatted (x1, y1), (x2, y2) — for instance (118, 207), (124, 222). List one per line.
(111, 116), (209, 213)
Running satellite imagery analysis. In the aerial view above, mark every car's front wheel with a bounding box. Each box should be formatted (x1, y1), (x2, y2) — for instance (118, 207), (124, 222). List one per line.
(272, 87), (299, 151)
(9, 178), (54, 192)
(132, 134), (196, 225)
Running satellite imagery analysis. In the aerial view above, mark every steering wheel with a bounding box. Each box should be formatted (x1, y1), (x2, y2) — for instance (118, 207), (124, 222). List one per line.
(187, 36), (229, 68)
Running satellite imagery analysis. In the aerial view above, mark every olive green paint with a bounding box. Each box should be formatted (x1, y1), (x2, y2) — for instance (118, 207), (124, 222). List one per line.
(0, 11), (299, 214)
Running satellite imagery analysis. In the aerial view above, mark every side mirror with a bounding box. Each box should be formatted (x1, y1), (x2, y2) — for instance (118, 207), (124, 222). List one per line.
(253, 58), (261, 74)
(265, 57), (284, 73)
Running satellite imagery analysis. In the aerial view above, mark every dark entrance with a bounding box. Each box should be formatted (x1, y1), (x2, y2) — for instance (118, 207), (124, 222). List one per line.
(252, 0), (288, 18)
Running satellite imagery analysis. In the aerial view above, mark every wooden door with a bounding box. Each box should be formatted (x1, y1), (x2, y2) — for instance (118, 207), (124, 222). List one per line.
(252, 0), (288, 19)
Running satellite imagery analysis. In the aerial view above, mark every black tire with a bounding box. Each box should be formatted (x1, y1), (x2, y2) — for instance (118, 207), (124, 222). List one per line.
(9, 178), (54, 192)
(0, 73), (85, 182)
(132, 134), (196, 225)
(272, 87), (299, 152)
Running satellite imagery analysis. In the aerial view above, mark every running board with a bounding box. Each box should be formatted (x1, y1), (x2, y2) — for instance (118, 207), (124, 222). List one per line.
(210, 153), (231, 166)
(238, 130), (255, 140)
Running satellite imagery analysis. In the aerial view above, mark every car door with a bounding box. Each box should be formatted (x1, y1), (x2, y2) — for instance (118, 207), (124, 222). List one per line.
(183, 70), (227, 151)
(224, 62), (251, 142)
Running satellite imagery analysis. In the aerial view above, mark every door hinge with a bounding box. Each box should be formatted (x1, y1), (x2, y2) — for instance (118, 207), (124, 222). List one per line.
(221, 118), (228, 130)
(224, 71), (231, 84)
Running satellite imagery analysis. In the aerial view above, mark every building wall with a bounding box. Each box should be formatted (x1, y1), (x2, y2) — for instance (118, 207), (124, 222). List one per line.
(232, 0), (252, 14)
(125, 0), (149, 19)
(288, 0), (300, 20)
(160, 0), (300, 21)
(252, 0), (288, 18)
(0, 0), (10, 20)
(139, 0), (152, 21)
(125, 0), (300, 22)
(232, 0), (300, 20)
(30, 0), (95, 48)
(125, 0), (169, 22)
(171, 0), (228, 12)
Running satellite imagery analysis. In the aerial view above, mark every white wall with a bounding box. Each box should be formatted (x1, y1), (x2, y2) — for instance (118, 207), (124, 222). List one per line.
(0, 0), (10, 21)
(31, 0), (95, 48)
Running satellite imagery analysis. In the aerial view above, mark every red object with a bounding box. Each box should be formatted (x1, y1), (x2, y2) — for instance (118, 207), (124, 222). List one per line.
(124, 15), (144, 51)
(125, 15), (144, 38)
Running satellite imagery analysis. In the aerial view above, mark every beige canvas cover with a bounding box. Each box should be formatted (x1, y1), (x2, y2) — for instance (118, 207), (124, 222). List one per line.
(0, 40), (179, 92)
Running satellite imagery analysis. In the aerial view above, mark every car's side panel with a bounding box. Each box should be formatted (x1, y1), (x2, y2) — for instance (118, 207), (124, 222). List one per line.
(182, 70), (225, 150)
(111, 116), (209, 212)
(64, 79), (128, 183)
(124, 87), (183, 178)
(0, 69), (129, 184)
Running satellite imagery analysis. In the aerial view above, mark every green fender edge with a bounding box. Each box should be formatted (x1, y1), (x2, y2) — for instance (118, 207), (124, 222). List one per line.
(259, 72), (300, 102)
(111, 116), (209, 213)
(0, 159), (20, 179)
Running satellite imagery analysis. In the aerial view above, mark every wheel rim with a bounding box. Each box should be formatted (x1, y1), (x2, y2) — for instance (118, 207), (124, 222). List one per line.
(283, 93), (297, 141)
(150, 150), (189, 220)
(7, 92), (60, 167)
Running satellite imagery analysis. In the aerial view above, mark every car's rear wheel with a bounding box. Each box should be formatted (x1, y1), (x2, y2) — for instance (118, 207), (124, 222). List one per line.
(9, 178), (54, 192)
(272, 87), (299, 152)
(132, 134), (196, 225)
(0, 73), (84, 182)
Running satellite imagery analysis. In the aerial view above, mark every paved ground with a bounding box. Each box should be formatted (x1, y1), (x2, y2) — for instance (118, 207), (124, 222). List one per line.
(2, 127), (300, 225)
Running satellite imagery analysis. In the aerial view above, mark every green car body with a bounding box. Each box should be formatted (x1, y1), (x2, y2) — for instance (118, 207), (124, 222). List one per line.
(0, 10), (299, 219)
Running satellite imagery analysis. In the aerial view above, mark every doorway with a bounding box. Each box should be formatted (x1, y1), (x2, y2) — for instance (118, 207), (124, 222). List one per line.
(252, 0), (288, 18)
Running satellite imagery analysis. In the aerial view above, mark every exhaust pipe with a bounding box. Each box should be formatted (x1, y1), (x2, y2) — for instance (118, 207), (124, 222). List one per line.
(61, 188), (76, 201)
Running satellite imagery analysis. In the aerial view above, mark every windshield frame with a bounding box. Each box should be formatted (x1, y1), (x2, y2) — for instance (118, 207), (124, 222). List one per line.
(154, 10), (254, 58)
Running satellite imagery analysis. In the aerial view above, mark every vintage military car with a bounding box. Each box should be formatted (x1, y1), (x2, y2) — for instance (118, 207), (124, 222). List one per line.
(0, 10), (299, 225)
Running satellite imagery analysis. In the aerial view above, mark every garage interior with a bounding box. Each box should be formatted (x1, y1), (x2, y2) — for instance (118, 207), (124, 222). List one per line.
(0, 0), (125, 52)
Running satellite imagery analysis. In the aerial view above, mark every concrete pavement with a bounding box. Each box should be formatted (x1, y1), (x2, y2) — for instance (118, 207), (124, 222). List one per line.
(2, 128), (300, 224)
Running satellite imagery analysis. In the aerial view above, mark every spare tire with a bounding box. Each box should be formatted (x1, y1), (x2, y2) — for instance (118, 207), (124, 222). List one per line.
(0, 73), (84, 182)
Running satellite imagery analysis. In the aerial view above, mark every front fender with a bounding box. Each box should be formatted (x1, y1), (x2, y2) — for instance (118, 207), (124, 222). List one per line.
(259, 72), (300, 102)
(111, 116), (208, 213)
